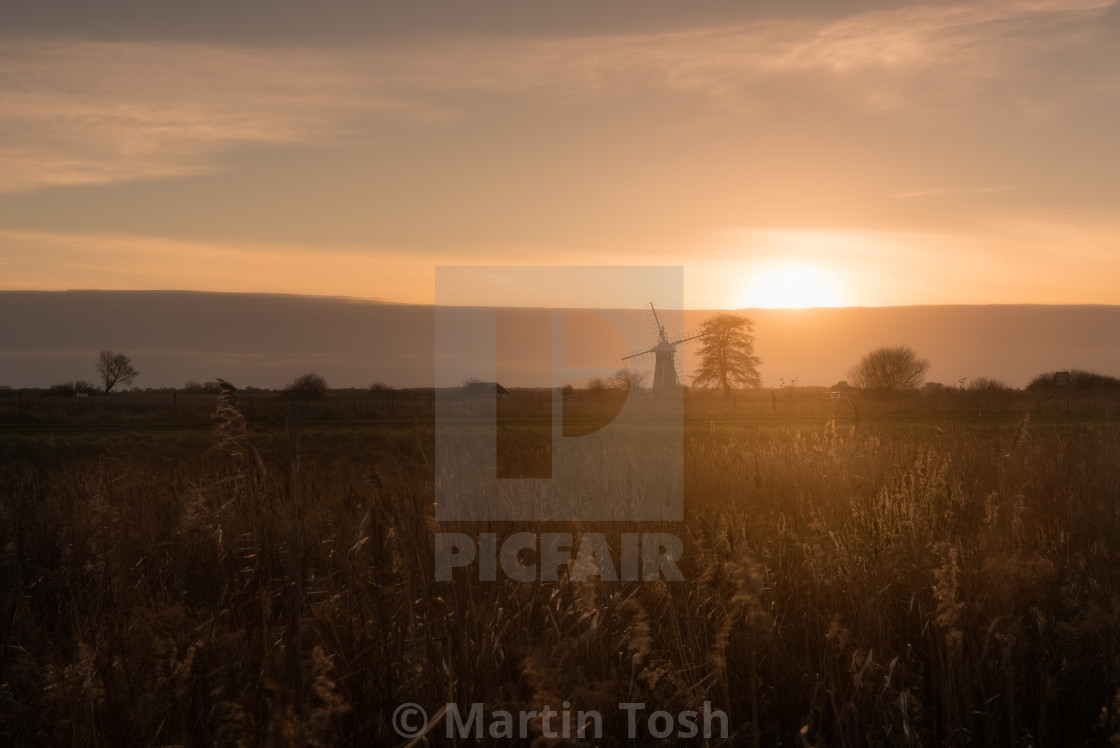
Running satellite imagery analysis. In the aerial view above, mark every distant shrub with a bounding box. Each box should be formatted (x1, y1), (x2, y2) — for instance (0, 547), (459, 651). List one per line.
(1027, 369), (1120, 392)
(284, 372), (328, 401)
(47, 380), (99, 396)
(967, 377), (1011, 392)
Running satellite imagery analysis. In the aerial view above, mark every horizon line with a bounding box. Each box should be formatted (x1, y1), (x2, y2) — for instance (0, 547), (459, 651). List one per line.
(3, 288), (1120, 311)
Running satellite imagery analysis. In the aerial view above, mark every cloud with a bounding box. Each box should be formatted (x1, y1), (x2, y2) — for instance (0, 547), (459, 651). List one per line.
(2, 0), (1114, 192)
(442, 0), (1116, 109)
(0, 41), (429, 192)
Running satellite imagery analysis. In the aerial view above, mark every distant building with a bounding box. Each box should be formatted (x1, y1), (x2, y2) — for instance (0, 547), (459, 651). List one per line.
(460, 381), (511, 399)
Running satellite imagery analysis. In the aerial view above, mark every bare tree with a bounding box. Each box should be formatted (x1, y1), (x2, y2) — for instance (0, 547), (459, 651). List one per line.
(691, 313), (762, 395)
(611, 367), (648, 392)
(848, 345), (930, 392)
(96, 350), (139, 393)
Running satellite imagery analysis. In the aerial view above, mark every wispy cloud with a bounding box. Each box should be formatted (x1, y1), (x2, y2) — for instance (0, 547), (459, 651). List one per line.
(2, 0), (1114, 192)
(439, 0), (1116, 107)
(0, 41), (431, 192)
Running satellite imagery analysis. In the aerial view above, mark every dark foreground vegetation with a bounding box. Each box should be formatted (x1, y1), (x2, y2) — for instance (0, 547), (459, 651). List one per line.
(3, 372), (1119, 426)
(2, 388), (1120, 745)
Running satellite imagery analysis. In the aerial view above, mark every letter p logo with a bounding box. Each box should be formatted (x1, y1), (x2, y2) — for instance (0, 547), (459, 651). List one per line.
(434, 266), (684, 521)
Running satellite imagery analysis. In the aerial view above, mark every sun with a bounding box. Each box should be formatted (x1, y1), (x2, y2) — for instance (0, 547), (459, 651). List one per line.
(743, 263), (844, 308)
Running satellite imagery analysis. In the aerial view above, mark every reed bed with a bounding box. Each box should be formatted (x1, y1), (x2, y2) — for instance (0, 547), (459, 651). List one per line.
(1, 403), (1119, 745)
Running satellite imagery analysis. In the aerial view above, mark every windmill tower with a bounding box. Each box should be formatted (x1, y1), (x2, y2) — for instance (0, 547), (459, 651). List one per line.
(623, 302), (703, 394)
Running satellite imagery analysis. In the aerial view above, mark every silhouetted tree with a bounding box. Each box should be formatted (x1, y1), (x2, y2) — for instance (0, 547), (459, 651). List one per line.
(611, 367), (648, 392)
(848, 345), (930, 392)
(691, 313), (762, 395)
(96, 350), (139, 393)
(284, 372), (328, 401)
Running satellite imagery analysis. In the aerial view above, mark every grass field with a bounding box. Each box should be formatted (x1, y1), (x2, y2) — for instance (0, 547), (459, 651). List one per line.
(2, 388), (1119, 745)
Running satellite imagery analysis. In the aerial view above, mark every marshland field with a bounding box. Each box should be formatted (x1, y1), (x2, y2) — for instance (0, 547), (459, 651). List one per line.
(2, 385), (1119, 746)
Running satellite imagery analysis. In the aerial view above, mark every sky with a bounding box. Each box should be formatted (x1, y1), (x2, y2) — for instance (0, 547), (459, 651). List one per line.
(1, 0), (1119, 309)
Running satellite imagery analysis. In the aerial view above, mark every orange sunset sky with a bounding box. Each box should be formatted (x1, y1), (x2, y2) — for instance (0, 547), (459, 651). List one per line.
(1, 0), (1119, 309)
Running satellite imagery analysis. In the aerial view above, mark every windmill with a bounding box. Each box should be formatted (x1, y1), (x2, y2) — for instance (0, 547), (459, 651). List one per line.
(622, 302), (703, 394)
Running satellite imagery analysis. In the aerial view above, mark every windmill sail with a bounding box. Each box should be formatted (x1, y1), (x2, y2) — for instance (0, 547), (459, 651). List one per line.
(623, 302), (703, 394)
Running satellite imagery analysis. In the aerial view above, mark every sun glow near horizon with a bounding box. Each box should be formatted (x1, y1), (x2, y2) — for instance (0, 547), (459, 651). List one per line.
(740, 262), (846, 309)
